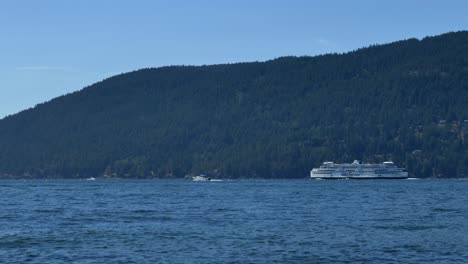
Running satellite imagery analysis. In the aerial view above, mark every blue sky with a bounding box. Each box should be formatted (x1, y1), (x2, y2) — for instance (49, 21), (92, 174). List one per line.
(1, 0), (467, 118)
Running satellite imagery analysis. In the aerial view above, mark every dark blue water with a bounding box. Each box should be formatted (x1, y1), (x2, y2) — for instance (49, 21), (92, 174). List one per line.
(0, 179), (467, 263)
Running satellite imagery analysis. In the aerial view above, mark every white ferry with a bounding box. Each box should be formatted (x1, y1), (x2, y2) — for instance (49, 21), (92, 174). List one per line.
(310, 160), (408, 179)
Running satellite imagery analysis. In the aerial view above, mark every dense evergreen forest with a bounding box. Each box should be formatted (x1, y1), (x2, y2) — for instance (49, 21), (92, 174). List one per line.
(0, 31), (467, 179)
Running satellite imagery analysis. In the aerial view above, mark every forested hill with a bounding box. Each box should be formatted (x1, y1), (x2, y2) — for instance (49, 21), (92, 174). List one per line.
(0, 31), (467, 179)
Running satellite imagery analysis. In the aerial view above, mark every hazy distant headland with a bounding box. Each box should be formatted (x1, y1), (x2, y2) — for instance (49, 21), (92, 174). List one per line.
(0, 31), (467, 179)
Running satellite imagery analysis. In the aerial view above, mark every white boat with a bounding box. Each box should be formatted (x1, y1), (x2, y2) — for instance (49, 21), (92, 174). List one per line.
(310, 160), (408, 179)
(192, 175), (211, 181)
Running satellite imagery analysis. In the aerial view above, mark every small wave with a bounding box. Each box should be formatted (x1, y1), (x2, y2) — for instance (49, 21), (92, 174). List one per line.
(0, 236), (43, 248)
(34, 208), (65, 213)
(382, 248), (400, 254)
(123, 215), (174, 222)
(213, 208), (242, 212)
(400, 245), (426, 253)
(373, 225), (447, 231)
(131, 209), (160, 214)
(432, 208), (460, 213)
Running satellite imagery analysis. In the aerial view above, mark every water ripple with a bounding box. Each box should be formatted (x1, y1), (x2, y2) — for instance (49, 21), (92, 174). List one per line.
(0, 179), (467, 263)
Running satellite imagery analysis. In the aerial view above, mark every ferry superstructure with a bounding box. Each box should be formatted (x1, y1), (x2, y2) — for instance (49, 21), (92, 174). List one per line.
(310, 160), (408, 179)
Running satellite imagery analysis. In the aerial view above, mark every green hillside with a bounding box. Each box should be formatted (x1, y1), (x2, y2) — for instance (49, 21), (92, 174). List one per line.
(0, 31), (467, 178)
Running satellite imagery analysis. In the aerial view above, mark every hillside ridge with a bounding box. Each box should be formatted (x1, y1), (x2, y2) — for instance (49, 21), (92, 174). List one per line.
(0, 31), (467, 178)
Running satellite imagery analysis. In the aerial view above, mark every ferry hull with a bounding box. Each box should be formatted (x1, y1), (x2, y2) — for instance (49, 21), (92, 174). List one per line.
(349, 176), (408, 180)
(311, 176), (408, 180)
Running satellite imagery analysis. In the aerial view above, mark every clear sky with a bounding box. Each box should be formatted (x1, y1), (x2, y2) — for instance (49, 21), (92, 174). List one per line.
(1, 0), (467, 118)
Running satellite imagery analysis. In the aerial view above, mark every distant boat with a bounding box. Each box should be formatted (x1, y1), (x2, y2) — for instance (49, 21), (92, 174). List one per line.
(86, 177), (96, 181)
(310, 160), (408, 179)
(192, 175), (211, 181)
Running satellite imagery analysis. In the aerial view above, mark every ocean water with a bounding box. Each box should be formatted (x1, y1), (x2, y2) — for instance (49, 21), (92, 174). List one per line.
(0, 179), (467, 264)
